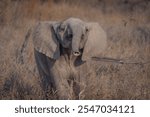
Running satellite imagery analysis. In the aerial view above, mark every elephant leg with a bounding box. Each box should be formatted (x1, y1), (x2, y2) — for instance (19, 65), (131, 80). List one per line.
(34, 50), (56, 99)
(50, 68), (71, 99)
(49, 58), (75, 99)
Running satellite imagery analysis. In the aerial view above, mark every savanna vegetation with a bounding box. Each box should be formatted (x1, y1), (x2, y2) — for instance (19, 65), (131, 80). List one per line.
(0, 0), (150, 99)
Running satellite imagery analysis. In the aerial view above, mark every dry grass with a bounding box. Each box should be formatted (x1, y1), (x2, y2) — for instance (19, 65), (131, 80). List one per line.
(0, 0), (150, 99)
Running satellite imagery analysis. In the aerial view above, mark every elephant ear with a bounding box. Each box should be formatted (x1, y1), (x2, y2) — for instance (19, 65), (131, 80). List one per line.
(32, 22), (60, 59)
(82, 23), (107, 61)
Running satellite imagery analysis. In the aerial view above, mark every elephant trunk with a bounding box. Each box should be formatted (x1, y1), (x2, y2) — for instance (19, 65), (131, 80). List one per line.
(71, 29), (82, 56)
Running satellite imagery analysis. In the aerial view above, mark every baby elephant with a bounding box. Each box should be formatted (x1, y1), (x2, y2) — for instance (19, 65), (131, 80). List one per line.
(32, 18), (107, 99)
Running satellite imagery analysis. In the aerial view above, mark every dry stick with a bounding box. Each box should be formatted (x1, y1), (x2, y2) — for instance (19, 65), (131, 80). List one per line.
(91, 57), (150, 65)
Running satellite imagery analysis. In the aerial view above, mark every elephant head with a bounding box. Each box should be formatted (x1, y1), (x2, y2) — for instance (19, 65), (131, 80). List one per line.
(32, 20), (81, 59)
(32, 18), (107, 61)
(61, 18), (107, 61)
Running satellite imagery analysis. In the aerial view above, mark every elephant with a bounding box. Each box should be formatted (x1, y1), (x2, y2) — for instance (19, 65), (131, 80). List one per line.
(32, 18), (107, 99)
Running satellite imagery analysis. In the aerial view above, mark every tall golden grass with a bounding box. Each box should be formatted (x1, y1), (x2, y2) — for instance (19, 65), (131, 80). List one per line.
(0, 0), (150, 99)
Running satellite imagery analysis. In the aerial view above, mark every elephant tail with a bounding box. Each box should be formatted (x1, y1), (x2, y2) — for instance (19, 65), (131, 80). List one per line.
(18, 28), (32, 64)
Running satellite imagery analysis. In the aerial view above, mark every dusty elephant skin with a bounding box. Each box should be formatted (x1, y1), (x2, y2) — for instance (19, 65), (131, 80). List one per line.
(32, 18), (107, 99)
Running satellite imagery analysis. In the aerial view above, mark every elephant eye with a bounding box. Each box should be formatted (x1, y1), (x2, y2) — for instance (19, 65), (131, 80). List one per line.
(85, 28), (89, 32)
(81, 34), (84, 40)
(67, 34), (73, 40)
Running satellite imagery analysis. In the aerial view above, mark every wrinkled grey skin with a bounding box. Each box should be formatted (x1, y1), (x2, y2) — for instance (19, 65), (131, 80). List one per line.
(32, 18), (107, 99)
(59, 18), (88, 56)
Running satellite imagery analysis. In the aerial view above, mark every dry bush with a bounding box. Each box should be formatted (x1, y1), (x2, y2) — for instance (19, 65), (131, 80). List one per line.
(0, 0), (150, 99)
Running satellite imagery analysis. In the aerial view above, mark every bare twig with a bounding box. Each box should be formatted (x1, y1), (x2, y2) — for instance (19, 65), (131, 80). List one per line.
(91, 57), (150, 65)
